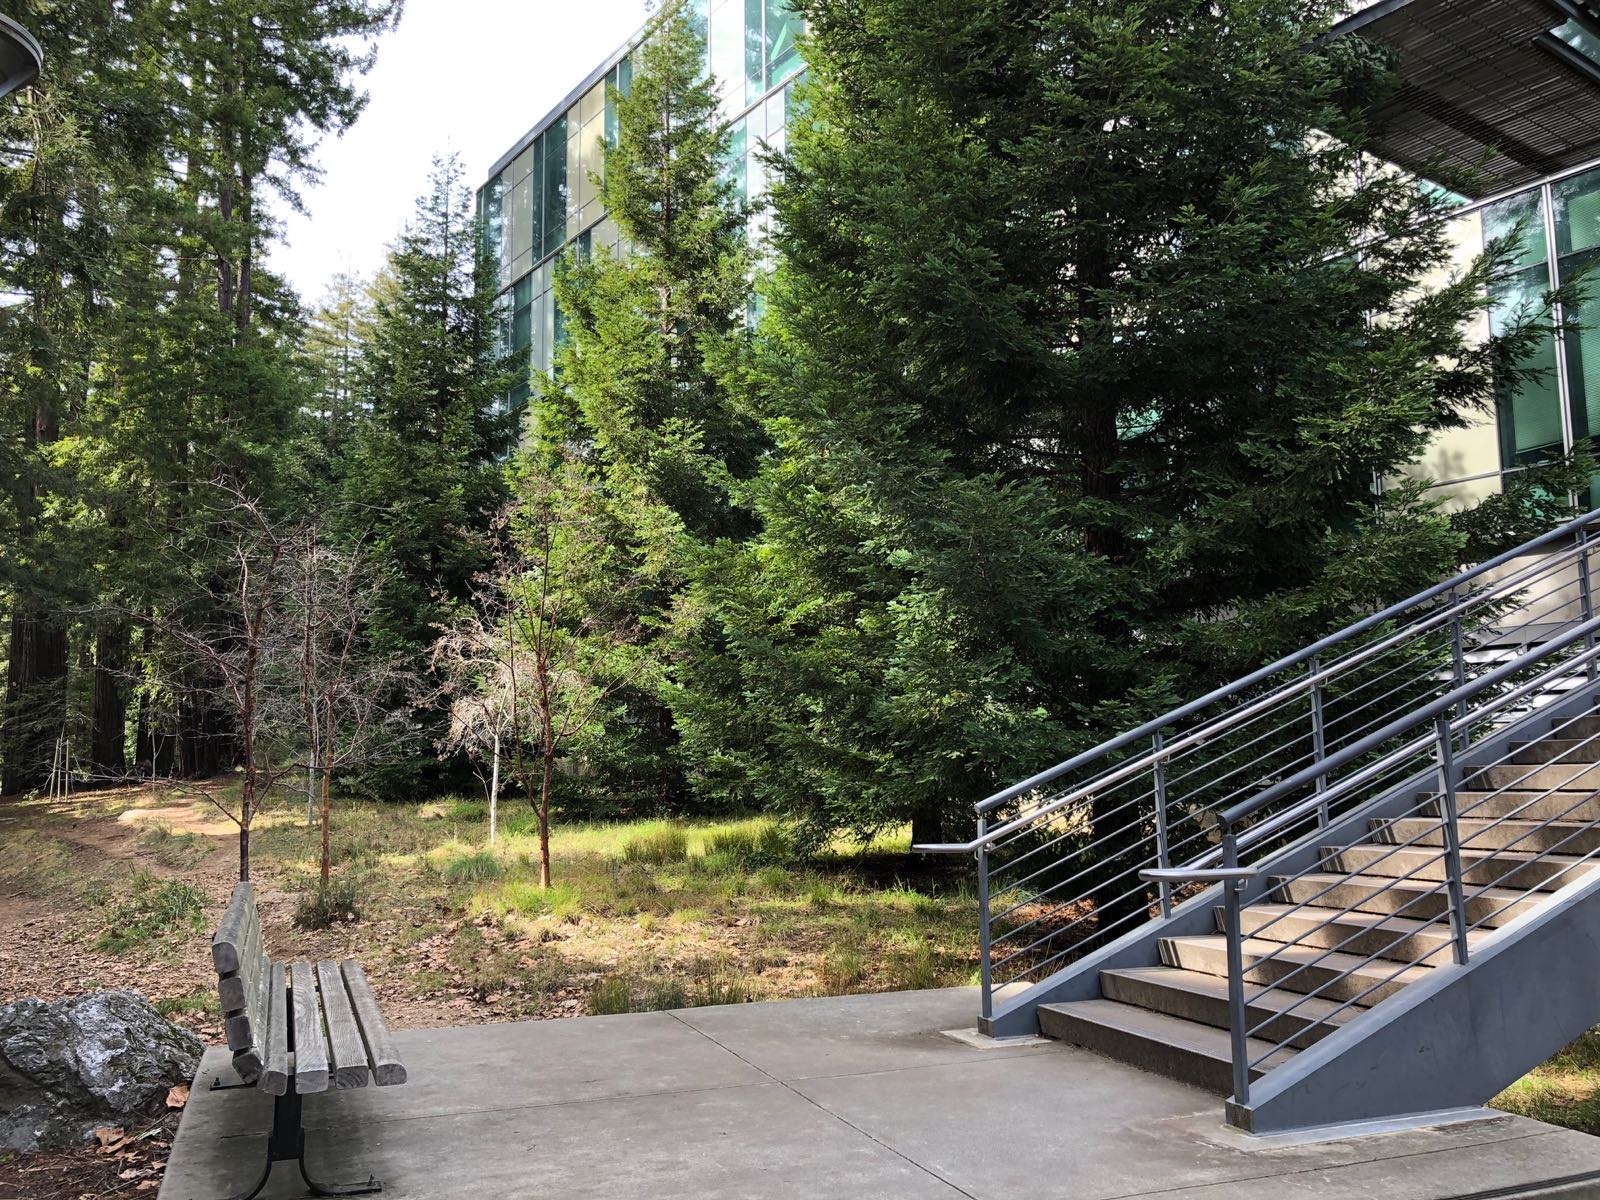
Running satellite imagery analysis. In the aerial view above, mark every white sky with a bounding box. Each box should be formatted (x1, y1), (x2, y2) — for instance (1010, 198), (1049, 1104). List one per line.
(269, 0), (649, 309)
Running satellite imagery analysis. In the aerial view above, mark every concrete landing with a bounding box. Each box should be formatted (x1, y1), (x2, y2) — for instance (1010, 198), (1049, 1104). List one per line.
(159, 988), (1600, 1199)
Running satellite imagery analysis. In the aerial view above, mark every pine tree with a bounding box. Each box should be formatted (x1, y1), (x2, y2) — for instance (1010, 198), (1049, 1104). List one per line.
(538, 0), (760, 813)
(342, 155), (519, 794)
(687, 0), (1547, 847)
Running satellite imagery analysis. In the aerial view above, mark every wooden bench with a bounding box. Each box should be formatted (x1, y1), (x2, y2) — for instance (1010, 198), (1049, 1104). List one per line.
(210, 882), (407, 1200)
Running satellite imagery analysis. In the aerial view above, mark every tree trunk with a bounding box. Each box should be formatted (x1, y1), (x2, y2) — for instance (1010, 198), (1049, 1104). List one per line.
(488, 729), (500, 847)
(910, 804), (944, 851)
(92, 623), (129, 781)
(2, 603), (69, 795)
(539, 745), (554, 889)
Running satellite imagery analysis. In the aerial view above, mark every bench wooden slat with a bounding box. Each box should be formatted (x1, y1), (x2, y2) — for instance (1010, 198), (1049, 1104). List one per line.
(290, 961), (331, 1094)
(212, 882), (254, 974)
(261, 963), (290, 1096)
(316, 959), (371, 1089)
(341, 961), (407, 1086)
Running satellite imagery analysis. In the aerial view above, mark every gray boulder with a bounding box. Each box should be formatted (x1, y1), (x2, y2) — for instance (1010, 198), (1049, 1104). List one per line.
(0, 990), (204, 1152)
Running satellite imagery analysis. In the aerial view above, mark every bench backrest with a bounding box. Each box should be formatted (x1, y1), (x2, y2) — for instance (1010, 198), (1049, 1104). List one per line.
(212, 882), (287, 1091)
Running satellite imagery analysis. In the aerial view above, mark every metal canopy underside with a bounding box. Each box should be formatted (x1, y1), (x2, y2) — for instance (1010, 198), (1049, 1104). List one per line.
(0, 14), (42, 102)
(1332, 0), (1600, 196)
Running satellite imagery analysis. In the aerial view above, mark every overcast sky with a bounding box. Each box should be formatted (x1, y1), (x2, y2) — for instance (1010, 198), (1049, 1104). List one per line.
(268, 0), (648, 308)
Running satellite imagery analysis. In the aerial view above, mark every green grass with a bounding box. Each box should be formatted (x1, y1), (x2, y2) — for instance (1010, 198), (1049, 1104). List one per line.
(294, 874), (365, 930)
(1496, 1029), (1600, 1133)
(156, 992), (215, 1018)
(619, 824), (690, 865)
(93, 870), (207, 953)
(443, 848), (505, 883)
(138, 821), (211, 869)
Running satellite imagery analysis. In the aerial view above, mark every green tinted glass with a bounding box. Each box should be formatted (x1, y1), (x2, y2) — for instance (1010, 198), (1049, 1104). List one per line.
(1484, 188), (1549, 271)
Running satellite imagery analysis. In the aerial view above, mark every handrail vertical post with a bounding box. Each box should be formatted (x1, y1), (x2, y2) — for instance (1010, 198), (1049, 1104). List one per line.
(1309, 655), (1329, 829)
(1222, 829), (1251, 1107)
(1153, 731), (1172, 919)
(976, 815), (993, 1022)
(1434, 715), (1471, 966)
(1579, 527), (1596, 682)
(1449, 587), (1469, 748)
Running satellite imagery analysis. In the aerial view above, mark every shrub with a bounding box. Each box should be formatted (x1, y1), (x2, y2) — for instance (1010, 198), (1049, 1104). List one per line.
(94, 872), (206, 953)
(619, 825), (690, 865)
(294, 875), (364, 930)
(704, 821), (790, 867)
(820, 946), (867, 994)
(444, 849), (504, 884)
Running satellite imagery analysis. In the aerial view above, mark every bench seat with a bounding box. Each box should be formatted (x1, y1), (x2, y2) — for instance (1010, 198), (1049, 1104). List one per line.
(209, 881), (405, 1199)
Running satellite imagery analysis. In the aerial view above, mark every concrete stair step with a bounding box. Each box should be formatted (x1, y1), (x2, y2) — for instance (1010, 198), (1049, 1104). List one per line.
(1223, 902), (1485, 965)
(1159, 934), (1431, 1006)
(1508, 738), (1600, 765)
(1037, 998), (1295, 1094)
(1099, 965), (1357, 1049)
(1553, 714), (1600, 739)
(1326, 842), (1598, 893)
(1379, 816), (1600, 857)
(1425, 790), (1600, 823)
(1272, 871), (1540, 928)
(1468, 761), (1600, 791)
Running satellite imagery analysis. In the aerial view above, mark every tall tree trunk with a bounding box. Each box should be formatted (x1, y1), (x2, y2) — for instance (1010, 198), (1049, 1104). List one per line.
(2, 604), (69, 795)
(92, 623), (129, 780)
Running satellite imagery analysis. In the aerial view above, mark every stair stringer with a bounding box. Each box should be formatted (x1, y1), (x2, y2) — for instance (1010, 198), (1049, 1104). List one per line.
(1227, 864), (1600, 1134)
(981, 681), (1600, 1039)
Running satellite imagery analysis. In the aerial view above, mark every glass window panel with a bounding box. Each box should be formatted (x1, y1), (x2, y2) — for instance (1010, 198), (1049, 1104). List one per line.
(617, 54), (632, 98)
(1490, 265), (1564, 466)
(605, 67), (621, 147)
(580, 115), (603, 209)
(1552, 16), (1600, 67)
(723, 119), (747, 203)
(764, 89), (784, 144)
(745, 0), (764, 103)
(1555, 166), (1600, 258)
(710, 0), (743, 101)
(541, 117), (568, 258)
(580, 80), (605, 126)
(1564, 256), (1600, 450)
(1484, 187), (1549, 270)
(533, 291), (551, 376)
(508, 172), (533, 266)
(511, 145), (534, 186)
(567, 124), (581, 227)
(481, 173), (505, 283)
(764, 0), (802, 88)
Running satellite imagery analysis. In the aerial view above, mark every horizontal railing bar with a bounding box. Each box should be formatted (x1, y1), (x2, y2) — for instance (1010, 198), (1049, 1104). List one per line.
(968, 511), (1600, 817)
(1220, 622), (1600, 830)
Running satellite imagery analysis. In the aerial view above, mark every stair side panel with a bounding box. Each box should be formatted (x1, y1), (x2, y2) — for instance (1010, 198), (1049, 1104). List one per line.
(1228, 868), (1600, 1134)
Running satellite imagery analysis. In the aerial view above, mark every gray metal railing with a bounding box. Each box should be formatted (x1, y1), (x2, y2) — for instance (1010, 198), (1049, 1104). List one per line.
(920, 507), (1600, 1031)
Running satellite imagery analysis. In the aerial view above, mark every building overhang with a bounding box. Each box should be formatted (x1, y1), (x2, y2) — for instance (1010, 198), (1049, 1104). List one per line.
(0, 14), (42, 101)
(1331, 0), (1600, 196)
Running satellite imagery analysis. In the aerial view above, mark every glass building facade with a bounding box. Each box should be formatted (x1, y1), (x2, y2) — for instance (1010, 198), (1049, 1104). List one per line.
(1412, 161), (1600, 507)
(478, 0), (805, 414)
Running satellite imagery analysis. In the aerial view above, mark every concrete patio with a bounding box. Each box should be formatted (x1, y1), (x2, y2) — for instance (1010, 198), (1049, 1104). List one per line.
(160, 988), (1600, 1199)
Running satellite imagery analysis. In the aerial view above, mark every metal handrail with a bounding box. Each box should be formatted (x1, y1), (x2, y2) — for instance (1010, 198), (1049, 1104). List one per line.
(922, 512), (1600, 853)
(935, 506), (1600, 1034)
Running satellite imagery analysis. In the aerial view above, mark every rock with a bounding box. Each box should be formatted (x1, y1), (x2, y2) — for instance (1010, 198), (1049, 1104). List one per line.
(0, 991), (204, 1152)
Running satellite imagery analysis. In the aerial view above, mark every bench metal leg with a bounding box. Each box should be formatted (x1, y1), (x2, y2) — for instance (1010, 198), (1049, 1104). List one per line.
(221, 1090), (382, 1200)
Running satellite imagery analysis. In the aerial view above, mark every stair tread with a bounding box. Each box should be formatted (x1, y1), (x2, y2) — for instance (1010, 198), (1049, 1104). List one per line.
(1101, 965), (1359, 1025)
(1164, 934), (1437, 990)
(1241, 902), (1488, 939)
(1039, 997), (1298, 1072)
(1282, 871), (1530, 905)
(1388, 816), (1600, 830)
(1334, 841), (1594, 864)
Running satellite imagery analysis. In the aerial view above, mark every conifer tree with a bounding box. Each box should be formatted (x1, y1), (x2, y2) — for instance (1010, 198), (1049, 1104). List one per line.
(539, 0), (760, 812)
(687, 0), (1549, 846)
(342, 155), (519, 794)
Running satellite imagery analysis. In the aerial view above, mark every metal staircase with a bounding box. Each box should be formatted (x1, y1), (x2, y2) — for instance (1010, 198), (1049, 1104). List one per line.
(920, 508), (1600, 1134)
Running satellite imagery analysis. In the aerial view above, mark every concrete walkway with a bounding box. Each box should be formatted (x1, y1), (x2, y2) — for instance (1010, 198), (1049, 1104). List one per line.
(160, 988), (1600, 1199)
